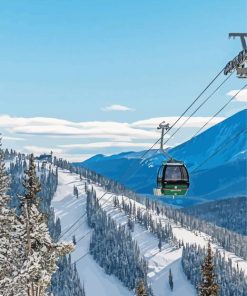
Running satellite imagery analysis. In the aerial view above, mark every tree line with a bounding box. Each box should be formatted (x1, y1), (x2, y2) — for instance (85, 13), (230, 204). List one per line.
(182, 242), (247, 296)
(1, 148), (84, 296)
(86, 189), (153, 295)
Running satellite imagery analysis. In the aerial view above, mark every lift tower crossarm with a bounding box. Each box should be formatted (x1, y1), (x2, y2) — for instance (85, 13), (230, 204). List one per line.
(157, 121), (173, 160)
(224, 33), (247, 78)
(229, 33), (247, 50)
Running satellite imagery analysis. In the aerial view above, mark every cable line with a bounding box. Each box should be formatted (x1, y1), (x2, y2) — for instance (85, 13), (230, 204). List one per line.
(63, 193), (114, 241)
(72, 125), (245, 266)
(163, 67), (225, 139)
(161, 73), (233, 147)
(64, 65), (234, 247)
(76, 229), (92, 245)
(191, 127), (247, 174)
(73, 251), (90, 265)
(113, 138), (161, 187)
(150, 67), (225, 152)
(72, 127), (245, 264)
(192, 83), (247, 138)
(59, 191), (109, 239)
(120, 67), (226, 181)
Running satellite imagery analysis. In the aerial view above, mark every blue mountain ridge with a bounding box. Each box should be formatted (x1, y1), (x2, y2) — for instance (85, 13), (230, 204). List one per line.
(75, 109), (247, 207)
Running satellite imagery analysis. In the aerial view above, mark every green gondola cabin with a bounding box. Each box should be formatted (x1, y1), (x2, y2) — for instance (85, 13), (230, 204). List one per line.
(154, 160), (189, 197)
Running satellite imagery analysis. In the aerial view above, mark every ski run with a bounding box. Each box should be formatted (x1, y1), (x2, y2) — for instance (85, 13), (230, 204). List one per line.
(52, 167), (247, 296)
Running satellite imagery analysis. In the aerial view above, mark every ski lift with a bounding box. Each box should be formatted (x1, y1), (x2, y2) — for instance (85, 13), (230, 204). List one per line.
(224, 33), (247, 79)
(153, 122), (190, 197)
(154, 159), (189, 196)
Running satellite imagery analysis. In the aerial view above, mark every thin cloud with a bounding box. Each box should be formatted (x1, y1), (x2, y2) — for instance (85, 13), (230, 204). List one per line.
(22, 146), (91, 162)
(227, 89), (247, 102)
(131, 116), (225, 129)
(0, 114), (226, 162)
(0, 115), (225, 141)
(1, 136), (25, 141)
(23, 146), (63, 155)
(59, 142), (157, 149)
(102, 104), (135, 112)
(58, 153), (93, 162)
(0, 115), (157, 140)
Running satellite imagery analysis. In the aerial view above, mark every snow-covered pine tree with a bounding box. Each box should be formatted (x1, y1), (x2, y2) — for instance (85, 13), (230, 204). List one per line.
(0, 140), (26, 296)
(73, 234), (77, 245)
(169, 268), (173, 291)
(20, 154), (74, 296)
(198, 242), (219, 296)
(135, 279), (148, 296)
(158, 237), (162, 252)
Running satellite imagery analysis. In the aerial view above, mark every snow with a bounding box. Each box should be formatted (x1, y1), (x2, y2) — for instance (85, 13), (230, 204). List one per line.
(93, 188), (197, 296)
(52, 169), (133, 296)
(4, 160), (12, 170)
(92, 184), (247, 283)
(52, 167), (247, 296)
(118, 193), (247, 276)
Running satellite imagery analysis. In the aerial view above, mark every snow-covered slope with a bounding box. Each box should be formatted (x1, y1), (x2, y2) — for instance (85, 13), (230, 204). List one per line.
(93, 186), (247, 277)
(96, 190), (197, 296)
(52, 167), (247, 296)
(52, 169), (132, 296)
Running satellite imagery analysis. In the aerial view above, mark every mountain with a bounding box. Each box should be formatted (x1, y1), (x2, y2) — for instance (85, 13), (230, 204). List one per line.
(182, 196), (247, 235)
(75, 109), (247, 207)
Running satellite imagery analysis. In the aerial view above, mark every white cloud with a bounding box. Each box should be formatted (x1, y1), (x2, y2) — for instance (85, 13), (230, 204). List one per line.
(227, 89), (247, 102)
(131, 116), (225, 129)
(102, 104), (135, 112)
(0, 114), (227, 162)
(23, 146), (63, 155)
(0, 115), (224, 140)
(59, 153), (93, 162)
(59, 141), (158, 149)
(21, 145), (91, 162)
(1, 136), (25, 141)
(0, 115), (71, 128)
(0, 115), (158, 140)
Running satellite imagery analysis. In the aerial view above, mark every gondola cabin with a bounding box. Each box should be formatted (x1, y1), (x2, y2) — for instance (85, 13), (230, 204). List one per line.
(154, 160), (189, 197)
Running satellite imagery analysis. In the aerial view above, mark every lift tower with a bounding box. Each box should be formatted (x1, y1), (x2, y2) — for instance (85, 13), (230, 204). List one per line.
(224, 33), (247, 78)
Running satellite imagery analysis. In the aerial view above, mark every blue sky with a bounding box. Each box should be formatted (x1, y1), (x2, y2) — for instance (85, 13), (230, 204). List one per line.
(0, 1), (246, 160)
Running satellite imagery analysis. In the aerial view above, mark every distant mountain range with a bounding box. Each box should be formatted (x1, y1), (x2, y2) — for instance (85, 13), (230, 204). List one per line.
(75, 109), (247, 207)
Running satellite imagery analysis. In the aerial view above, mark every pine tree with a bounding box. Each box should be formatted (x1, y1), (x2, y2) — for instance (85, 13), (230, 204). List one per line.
(73, 185), (79, 198)
(169, 268), (173, 291)
(20, 154), (74, 296)
(0, 140), (26, 295)
(135, 279), (148, 296)
(158, 237), (162, 252)
(198, 242), (219, 296)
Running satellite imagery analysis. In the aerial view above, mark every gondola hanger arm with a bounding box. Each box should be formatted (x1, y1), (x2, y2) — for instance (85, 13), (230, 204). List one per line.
(157, 121), (173, 160)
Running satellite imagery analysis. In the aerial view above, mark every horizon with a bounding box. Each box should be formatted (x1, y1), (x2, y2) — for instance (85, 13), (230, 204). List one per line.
(2, 108), (246, 162)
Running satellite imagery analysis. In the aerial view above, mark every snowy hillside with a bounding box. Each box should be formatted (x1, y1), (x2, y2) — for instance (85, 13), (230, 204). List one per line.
(77, 109), (247, 206)
(183, 196), (247, 235)
(51, 169), (133, 296)
(51, 166), (247, 296)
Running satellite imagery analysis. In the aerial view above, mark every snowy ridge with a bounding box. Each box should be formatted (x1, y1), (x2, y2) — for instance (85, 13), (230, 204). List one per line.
(51, 167), (247, 296)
